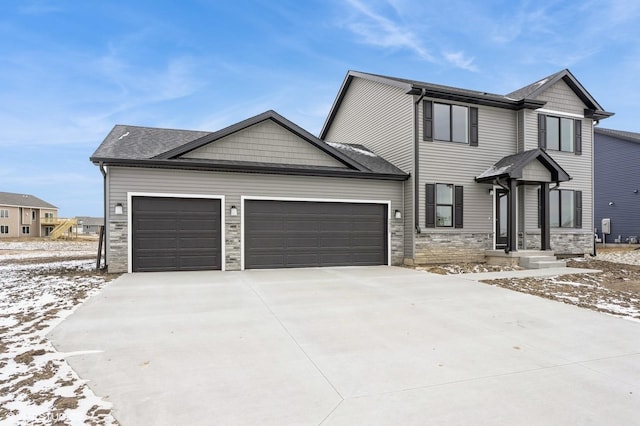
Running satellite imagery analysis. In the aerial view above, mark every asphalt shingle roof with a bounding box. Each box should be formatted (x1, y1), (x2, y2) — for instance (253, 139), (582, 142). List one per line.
(475, 149), (570, 183)
(91, 112), (408, 180)
(0, 191), (57, 209)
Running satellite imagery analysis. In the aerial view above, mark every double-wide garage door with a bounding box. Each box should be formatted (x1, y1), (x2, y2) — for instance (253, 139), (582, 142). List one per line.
(131, 197), (387, 271)
(245, 200), (387, 269)
(132, 197), (222, 272)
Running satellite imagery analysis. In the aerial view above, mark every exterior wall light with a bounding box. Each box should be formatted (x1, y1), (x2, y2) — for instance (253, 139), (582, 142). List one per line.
(608, 201), (615, 206)
(230, 205), (238, 216)
(114, 203), (123, 215)
(394, 209), (402, 219)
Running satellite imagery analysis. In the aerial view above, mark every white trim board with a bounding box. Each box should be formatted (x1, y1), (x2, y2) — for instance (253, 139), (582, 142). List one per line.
(240, 195), (392, 270)
(126, 192), (226, 273)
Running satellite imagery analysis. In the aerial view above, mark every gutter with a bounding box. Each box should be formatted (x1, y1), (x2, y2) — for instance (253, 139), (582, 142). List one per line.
(98, 162), (107, 269)
(90, 158), (410, 181)
(413, 88), (427, 233)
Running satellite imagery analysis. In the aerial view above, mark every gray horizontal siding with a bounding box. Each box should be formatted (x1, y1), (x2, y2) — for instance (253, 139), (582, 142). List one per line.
(594, 132), (640, 240)
(183, 120), (345, 168)
(523, 119), (594, 234)
(324, 76), (415, 258)
(418, 102), (517, 233)
(108, 167), (403, 218)
(324, 77), (414, 173)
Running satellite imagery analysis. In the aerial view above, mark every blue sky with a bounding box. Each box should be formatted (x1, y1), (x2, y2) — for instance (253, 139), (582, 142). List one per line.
(1, 0), (639, 217)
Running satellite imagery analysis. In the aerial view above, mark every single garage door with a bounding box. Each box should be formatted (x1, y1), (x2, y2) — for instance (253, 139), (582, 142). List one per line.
(245, 200), (387, 269)
(131, 197), (222, 272)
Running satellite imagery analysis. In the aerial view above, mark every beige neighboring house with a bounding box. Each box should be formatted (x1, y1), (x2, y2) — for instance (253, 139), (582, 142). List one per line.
(0, 191), (59, 238)
(73, 216), (104, 234)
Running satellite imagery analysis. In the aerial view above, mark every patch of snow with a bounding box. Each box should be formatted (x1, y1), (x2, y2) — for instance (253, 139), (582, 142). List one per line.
(476, 163), (513, 179)
(327, 141), (378, 157)
(118, 131), (130, 140)
(595, 250), (640, 266)
(0, 242), (117, 425)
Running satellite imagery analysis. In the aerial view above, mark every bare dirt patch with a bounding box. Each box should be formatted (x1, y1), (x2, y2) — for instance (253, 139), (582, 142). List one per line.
(413, 247), (640, 322)
(0, 238), (119, 425)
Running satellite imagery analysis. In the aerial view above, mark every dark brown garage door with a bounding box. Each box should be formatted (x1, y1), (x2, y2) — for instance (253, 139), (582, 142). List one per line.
(132, 197), (221, 272)
(245, 200), (387, 269)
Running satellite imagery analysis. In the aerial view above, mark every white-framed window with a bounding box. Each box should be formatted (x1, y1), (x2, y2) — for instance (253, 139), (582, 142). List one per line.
(22, 226), (30, 234)
(1, 225), (9, 234)
(0, 209), (8, 218)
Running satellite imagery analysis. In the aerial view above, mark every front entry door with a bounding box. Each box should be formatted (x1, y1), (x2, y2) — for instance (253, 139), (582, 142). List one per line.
(495, 189), (508, 248)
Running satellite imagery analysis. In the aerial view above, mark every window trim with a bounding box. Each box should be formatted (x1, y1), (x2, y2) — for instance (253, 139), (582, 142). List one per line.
(423, 100), (478, 146)
(0, 209), (8, 218)
(0, 225), (8, 234)
(22, 225), (30, 234)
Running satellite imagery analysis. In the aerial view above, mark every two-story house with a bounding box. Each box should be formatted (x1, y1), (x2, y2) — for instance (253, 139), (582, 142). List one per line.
(321, 69), (612, 266)
(593, 127), (640, 243)
(0, 191), (59, 238)
(92, 69), (612, 273)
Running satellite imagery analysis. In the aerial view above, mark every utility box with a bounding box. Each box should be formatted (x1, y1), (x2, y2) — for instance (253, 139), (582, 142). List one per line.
(601, 218), (611, 235)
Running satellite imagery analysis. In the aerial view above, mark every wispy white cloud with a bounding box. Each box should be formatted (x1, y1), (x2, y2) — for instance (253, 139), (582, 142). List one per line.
(442, 51), (477, 72)
(343, 0), (435, 62)
(339, 0), (478, 71)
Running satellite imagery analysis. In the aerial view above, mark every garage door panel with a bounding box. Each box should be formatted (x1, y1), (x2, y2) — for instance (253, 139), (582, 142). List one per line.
(132, 197), (221, 272)
(245, 200), (387, 269)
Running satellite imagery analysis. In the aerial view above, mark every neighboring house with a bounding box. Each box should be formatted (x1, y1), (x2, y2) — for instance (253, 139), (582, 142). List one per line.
(0, 191), (59, 238)
(593, 128), (640, 243)
(321, 69), (612, 264)
(92, 69), (613, 273)
(91, 111), (408, 273)
(74, 216), (104, 234)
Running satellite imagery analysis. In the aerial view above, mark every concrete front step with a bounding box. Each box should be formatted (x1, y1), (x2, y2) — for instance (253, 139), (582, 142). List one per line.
(519, 256), (567, 269)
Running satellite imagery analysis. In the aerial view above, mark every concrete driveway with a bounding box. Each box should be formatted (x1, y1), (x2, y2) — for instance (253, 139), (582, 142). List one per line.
(49, 266), (640, 425)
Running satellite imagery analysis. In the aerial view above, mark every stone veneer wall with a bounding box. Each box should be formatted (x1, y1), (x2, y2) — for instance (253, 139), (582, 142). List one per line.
(410, 232), (492, 265)
(390, 220), (404, 266)
(108, 221), (128, 273)
(523, 232), (593, 255)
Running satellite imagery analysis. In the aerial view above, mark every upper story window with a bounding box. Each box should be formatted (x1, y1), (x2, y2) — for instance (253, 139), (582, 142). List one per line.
(538, 114), (582, 154)
(45, 212), (54, 219)
(424, 100), (478, 146)
(32, 211), (37, 220)
(0, 209), (8, 218)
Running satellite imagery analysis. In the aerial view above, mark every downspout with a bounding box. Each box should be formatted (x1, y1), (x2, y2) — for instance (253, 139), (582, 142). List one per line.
(99, 162), (107, 269)
(414, 88), (426, 234)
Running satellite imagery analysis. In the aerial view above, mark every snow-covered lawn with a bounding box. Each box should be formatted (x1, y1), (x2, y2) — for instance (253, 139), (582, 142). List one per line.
(0, 239), (118, 425)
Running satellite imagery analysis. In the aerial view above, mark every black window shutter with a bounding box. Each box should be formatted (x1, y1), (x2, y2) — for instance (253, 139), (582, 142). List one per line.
(575, 190), (582, 228)
(423, 100), (433, 141)
(469, 107), (478, 146)
(425, 184), (435, 228)
(574, 119), (582, 155)
(538, 114), (546, 149)
(454, 185), (464, 228)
